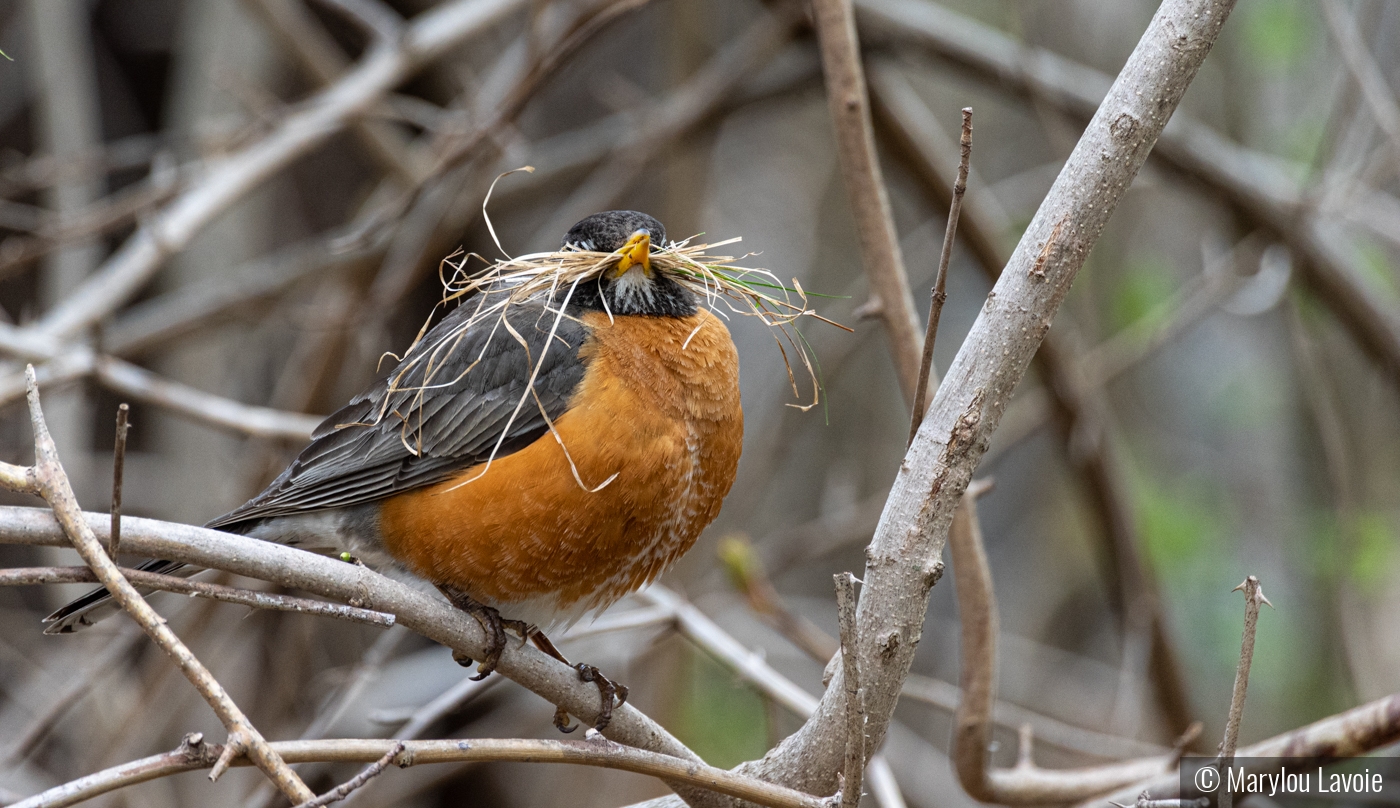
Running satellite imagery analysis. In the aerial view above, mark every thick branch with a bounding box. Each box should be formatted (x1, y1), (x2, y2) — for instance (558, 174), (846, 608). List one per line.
(868, 54), (1196, 734)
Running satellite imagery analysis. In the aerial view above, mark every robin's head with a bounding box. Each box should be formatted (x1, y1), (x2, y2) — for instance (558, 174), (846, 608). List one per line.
(562, 210), (697, 317)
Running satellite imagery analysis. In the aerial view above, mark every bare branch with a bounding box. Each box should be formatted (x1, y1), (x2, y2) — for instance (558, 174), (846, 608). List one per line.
(0, 349), (323, 440)
(811, 0), (923, 407)
(29, 0), (525, 340)
(869, 53), (1196, 734)
(0, 566), (397, 627)
(688, 1), (1237, 801)
(1217, 576), (1271, 808)
(11, 737), (833, 808)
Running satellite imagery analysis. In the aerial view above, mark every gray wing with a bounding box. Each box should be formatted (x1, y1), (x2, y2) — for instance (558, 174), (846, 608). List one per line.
(207, 298), (589, 530)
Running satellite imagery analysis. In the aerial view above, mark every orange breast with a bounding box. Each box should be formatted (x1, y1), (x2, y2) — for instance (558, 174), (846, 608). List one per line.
(378, 308), (743, 624)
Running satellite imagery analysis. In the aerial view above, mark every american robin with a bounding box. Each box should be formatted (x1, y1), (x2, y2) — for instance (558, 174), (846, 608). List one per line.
(46, 210), (745, 731)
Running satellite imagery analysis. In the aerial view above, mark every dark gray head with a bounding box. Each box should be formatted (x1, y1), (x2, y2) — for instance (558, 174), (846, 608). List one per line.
(562, 210), (666, 253)
(560, 210), (696, 318)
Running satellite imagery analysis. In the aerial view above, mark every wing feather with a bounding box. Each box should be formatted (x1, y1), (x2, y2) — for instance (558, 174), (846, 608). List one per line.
(207, 299), (589, 530)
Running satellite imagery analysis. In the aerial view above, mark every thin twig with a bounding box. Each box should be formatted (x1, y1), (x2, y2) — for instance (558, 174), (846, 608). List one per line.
(109, 403), (129, 557)
(11, 737), (832, 808)
(0, 367), (315, 802)
(909, 107), (972, 445)
(1217, 576), (1270, 808)
(292, 741), (406, 808)
(810, 0), (924, 407)
(834, 573), (865, 808)
(0, 566), (397, 627)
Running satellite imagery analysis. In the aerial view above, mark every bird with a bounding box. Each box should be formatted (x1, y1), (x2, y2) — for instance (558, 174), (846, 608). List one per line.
(45, 210), (745, 731)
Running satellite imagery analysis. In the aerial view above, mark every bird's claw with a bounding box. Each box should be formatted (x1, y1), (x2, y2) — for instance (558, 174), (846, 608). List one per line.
(575, 662), (628, 732)
(438, 586), (528, 680)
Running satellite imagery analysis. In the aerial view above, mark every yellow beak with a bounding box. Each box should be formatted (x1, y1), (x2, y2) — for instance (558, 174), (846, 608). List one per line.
(609, 231), (652, 278)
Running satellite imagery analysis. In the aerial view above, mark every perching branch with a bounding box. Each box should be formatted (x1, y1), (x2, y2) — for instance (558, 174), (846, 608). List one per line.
(0, 368), (315, 804)
(949, 488), (1184, 803)
(0, 508), (709, 779)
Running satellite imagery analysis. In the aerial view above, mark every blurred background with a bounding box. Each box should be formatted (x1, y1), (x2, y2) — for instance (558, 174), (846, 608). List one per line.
(0, 0), (1397, 805)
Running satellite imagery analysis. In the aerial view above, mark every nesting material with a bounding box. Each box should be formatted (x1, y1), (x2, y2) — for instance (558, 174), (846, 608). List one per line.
(371, 235), (845, 467)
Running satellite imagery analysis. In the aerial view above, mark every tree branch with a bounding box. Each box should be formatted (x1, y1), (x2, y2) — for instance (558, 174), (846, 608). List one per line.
(0, 566), (397, 627)
(11, 736), (833, 808)
(810, 0), (924, 408)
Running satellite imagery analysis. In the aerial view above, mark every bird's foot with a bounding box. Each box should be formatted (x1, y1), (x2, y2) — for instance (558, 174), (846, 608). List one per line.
(438, 586), (528, 680)
(576, 662), (629, 733)
(526, 627), (629, 733)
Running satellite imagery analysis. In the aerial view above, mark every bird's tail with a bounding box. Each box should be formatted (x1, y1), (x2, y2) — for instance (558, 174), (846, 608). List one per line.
(42, 559), (189, 634)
